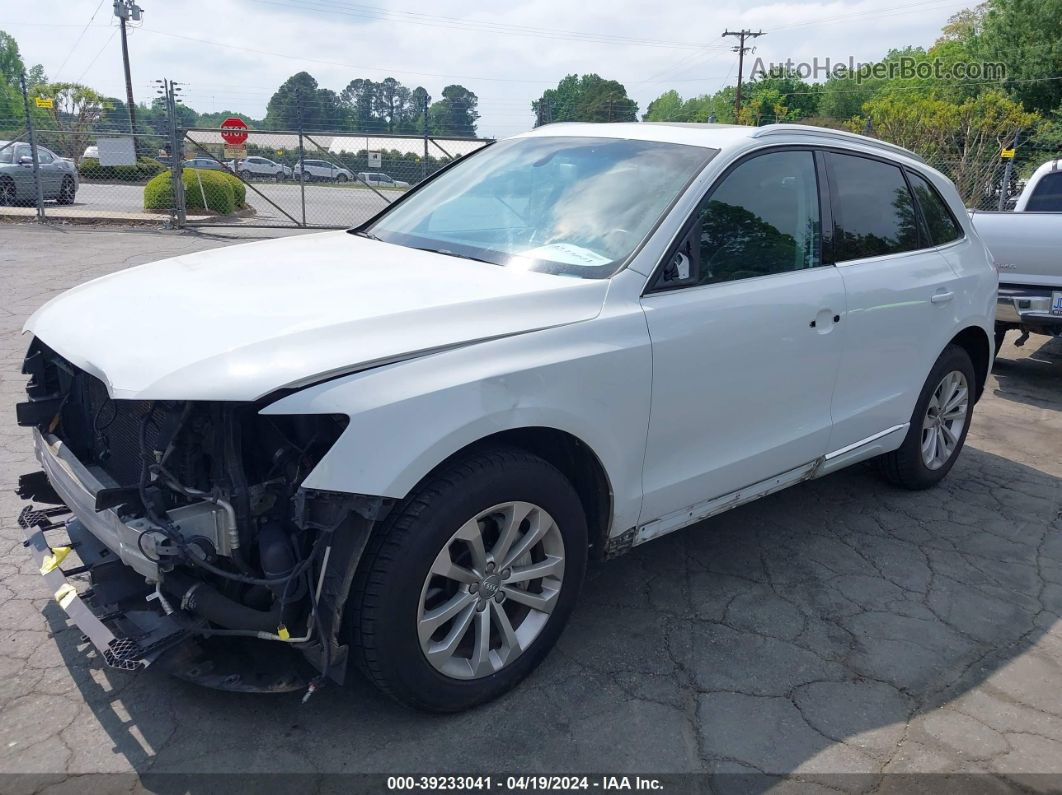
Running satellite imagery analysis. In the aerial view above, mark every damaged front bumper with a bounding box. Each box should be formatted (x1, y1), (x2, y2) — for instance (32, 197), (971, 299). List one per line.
(18, 501), (187, 672)
(16, 430), (319, 693)
(18, 497), (313, 692)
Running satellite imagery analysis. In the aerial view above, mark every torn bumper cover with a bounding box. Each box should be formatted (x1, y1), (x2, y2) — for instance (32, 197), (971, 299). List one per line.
(18, 502), (187, 672)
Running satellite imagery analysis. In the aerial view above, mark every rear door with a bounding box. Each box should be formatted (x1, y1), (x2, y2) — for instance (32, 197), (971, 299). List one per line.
(824, 150), (960, 452)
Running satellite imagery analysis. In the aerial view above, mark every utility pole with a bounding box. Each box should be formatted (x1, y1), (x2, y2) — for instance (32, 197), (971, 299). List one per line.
(722, 29), (764, 120)
(157, 78), (186, 227)
(113, 0), (144, 135)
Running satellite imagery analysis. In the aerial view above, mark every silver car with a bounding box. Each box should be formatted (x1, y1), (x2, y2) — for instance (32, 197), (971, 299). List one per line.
(294, 159), (353, 182)
(0, 141), (79, 205)
(236, 156), (291, 181)
(357, 171), (410, 189)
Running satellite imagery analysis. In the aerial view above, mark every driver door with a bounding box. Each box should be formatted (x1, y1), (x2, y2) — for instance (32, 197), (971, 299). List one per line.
(639, 148), (846, 523)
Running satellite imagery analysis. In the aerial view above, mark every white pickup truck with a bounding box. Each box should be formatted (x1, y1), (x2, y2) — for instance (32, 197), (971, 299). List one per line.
(971, 158), (1062, 351)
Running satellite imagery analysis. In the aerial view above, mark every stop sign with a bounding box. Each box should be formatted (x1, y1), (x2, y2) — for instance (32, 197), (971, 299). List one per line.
(220, 117), (248, 145)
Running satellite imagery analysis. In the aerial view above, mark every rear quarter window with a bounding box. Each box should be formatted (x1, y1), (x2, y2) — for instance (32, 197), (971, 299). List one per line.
(907, 170), (963, 245)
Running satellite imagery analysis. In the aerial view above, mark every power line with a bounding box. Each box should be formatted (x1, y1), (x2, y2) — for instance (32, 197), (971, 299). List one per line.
(75, 27), (118, 84)
(53, 0), (107, 81)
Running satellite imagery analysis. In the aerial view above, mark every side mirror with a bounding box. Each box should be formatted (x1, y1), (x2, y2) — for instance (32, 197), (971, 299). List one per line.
(18, 156), (33, 165)
(659, 236), (699, 287)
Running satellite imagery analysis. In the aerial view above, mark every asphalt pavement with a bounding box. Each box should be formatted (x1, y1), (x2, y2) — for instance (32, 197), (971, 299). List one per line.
(1, 224), (1061, 791)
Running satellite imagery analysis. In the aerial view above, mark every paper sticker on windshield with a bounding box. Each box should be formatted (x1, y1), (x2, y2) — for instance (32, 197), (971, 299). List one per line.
(522, 244), (612, 267)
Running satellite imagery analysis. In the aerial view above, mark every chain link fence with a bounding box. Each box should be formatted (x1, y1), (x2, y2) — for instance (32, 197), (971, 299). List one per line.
(4, 81), (1058, 227)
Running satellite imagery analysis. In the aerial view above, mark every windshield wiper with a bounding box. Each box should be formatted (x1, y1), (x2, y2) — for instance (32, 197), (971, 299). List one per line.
(411, 246), (500, 266)
(352, 230), (382, 241)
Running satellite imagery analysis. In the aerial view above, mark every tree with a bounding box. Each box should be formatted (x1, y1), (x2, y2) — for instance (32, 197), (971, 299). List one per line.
(852, 90), (1038, 205)
(340, 78), (379, 131)
(973, 0), (1062, 115)
(29, 82), (107, 157)
(643, 90), (686, 122)
(532, 74), (638, 124)
(264, 72), (346, 131)
(428, 84), (479, 136)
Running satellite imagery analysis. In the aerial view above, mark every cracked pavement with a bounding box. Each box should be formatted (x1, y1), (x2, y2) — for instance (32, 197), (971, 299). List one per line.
(1, 223), (1061, 789)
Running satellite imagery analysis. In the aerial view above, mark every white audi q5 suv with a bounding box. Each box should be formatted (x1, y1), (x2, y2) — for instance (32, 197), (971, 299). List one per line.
(17, 122), (996, 711)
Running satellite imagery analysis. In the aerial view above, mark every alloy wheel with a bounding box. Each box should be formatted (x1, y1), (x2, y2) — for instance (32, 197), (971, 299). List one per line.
(921, 369), (969, 470)
(417, 501), (565, 680)
(0, 179), (14, 206)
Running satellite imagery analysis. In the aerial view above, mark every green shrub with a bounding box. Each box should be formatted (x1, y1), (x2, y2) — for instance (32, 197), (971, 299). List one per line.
(226, 172), (246, 207)
(143, 168), (247, 215)
(80, 156), (166, 182)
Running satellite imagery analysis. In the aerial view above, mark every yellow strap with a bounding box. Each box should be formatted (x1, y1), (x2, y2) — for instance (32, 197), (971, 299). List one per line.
(54, 583), (77, 609)
(40, 546), (72, 575)
(277, 625), (290, 640)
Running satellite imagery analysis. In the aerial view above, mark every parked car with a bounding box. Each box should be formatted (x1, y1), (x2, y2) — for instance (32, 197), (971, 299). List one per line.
(0, 141), (79, 205)
(294, 158), (353, 182)
(970, 158), (1062, 351)
(16, 123), (996, 712)
(236, 156), (291, 181)
(357, 171), (409, 189)
(181, 157), (228, 172)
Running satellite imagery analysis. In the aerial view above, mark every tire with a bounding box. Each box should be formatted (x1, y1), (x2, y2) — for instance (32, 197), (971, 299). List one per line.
(240, 170), (252, 181)
(877, 344), (976, 490)
(57, 176), (75, 205)
(348, 445), (588, 712)
(994, 328), (1007, 356)
(0, 177), (15, 206)
(336, 173), (348, 183)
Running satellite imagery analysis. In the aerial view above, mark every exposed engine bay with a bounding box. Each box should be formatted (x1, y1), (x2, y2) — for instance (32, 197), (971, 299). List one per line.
(16, 338), (381, 696)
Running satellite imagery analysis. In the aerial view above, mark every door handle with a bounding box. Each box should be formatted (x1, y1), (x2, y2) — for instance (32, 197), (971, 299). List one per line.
(931, 291), (955, 304)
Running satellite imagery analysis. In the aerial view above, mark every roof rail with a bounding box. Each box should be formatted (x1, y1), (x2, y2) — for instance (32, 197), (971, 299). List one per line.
(751, 124), (927, 164)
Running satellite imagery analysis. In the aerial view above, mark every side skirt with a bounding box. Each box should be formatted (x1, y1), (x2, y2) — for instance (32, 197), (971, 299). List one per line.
(630, 423), (909, 549)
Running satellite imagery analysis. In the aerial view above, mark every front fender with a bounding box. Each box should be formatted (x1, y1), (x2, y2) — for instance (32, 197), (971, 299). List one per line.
(262, 308), (652, 537)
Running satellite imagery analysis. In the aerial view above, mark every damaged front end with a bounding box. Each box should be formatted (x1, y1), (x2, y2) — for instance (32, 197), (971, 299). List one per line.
(16, 338), (385, 694)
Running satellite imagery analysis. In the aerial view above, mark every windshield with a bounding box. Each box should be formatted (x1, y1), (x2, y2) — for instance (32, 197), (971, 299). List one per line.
(362, 136), (716, 278)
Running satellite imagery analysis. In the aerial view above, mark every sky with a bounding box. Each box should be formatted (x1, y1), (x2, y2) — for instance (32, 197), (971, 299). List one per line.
(7, 0), (974, 138)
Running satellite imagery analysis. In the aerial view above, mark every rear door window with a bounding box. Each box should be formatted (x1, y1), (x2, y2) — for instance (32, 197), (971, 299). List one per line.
(828, 152), (922, 261)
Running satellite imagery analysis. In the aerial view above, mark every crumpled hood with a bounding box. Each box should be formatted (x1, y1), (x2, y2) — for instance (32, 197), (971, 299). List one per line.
(25, 231), (609, 401)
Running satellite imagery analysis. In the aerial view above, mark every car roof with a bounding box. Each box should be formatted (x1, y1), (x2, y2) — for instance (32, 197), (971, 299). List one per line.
(514, 122), (924, 165)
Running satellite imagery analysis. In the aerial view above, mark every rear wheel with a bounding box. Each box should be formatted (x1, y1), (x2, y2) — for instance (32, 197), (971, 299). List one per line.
(348, 446), (587, 712)
(57, 176), (75, 205)
(877, 344), (975, 490)
(0, 177), (15, 206)
(239, 169), (252, 181)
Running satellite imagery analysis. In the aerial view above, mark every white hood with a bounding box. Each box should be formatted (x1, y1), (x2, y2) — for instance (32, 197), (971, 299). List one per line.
(25, 231), (609, 401)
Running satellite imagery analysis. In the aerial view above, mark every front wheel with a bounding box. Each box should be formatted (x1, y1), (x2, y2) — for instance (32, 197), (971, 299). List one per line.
(336, 173), (348, 183)
(348, 446), (588, 712)
(876, 344), (975, 489)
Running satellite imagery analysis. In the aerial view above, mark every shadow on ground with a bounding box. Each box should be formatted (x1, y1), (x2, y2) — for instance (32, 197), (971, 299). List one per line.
(37, 446), (1062, 790)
